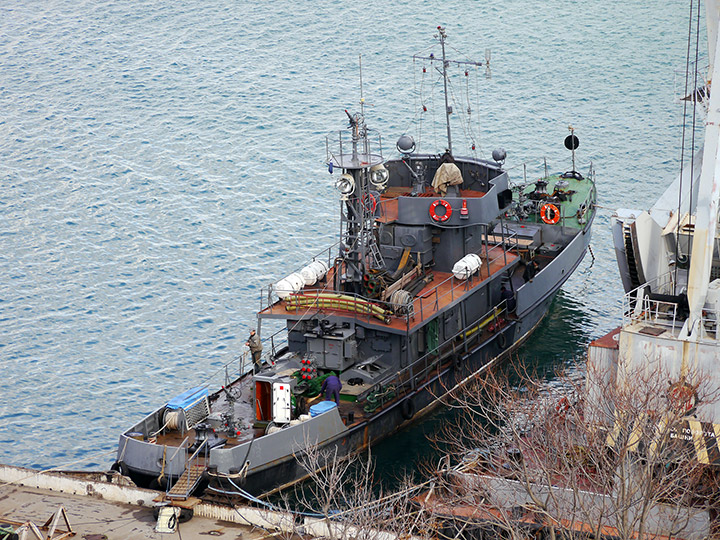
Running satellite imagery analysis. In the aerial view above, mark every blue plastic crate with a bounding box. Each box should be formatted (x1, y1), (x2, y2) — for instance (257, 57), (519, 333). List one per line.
(309, 400), (338, 417)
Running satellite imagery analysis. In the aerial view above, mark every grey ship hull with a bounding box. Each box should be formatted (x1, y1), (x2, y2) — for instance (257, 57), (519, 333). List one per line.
(227, 221), (591, 496)
(115, 81), (596, 498)
(118, 216), (592, 497)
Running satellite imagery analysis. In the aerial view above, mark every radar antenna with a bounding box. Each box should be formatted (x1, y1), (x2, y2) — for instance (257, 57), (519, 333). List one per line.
(413, 26), (485, 155)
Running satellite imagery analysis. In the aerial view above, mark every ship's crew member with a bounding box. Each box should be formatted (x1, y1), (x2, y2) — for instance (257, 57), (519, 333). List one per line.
(246, 329), (263, 373)
(500, 285), (516, 313)
(321, 374), (342, 406)
(523, 260), (539, 283)
(439, 148), (455, 164)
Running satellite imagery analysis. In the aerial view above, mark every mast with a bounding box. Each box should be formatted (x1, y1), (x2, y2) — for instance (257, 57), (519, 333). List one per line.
(681, 5), (720, 340)
(707, 0), (720, 73)
(438, 27), (453, 154)
(413, 26), (484, 156)
(326, 67), (386, 294)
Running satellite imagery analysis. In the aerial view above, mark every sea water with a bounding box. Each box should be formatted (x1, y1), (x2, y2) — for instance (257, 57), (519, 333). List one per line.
(0, 0), (696, 475)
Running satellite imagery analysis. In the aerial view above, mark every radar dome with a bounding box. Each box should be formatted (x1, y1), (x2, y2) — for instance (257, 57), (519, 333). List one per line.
(396, 135), (416, 154)
(491, 148), (506, 164)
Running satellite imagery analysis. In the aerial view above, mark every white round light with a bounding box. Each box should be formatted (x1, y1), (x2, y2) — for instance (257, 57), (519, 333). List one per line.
(335, 173), (355, 196)
(397, 134), (416, 154)
(370, 164), (389, 190)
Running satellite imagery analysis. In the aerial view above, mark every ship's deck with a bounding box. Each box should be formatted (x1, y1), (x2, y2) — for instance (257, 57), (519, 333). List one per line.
(151, 380), (396, 450)
(519, 173), (595, 229)
(415, 487), (679, 540)
(259, 244), (517, 333)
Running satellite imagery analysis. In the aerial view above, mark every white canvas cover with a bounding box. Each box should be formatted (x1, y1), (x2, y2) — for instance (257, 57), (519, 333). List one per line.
(432, 162), (463, 196)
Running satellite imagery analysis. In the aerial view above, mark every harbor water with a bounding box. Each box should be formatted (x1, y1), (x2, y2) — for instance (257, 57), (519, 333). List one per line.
(0, 0), (697, 476)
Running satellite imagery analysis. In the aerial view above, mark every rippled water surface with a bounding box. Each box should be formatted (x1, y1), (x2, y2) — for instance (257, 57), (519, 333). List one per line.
(0, 0), (695, 472)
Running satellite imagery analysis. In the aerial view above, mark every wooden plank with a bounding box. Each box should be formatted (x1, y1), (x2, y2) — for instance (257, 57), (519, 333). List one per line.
(487, 234), (535, 247)
(169, 497), (202, 509)
(381, 265), (419, 301)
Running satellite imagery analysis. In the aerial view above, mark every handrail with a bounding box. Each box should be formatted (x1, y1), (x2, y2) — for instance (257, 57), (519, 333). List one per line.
(623, 295), (679, 329)
(167, 438), (210, 499)
(372, 300), (510, 400)
(265, 242), (510, 329)
(259, 241), (342, 312)
(622, 271), (720, 341)
(623, 271), (677, 302)
(187, 437), (208, 464)
(168, 436), (189, 463)
(227, 351), (253, 384)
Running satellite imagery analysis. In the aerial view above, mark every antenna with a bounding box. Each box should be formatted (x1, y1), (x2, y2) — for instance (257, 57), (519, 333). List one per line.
(563, 126), (581, 179)
(438, 27), (452, 154)
(565, 125), (579, 172)
(413, 27), (485, 155)
(359, 54), (365, 117)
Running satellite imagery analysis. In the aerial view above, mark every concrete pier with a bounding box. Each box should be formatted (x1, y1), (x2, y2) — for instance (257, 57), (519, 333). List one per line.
(0, 465), (296, 539)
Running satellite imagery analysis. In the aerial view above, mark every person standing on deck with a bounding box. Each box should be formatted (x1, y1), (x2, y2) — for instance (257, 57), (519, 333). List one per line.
(500, 285), (516, 313)
(246, 329), (263, 373)
(522, 259), (540, 283)
(321, 374), (342, 406)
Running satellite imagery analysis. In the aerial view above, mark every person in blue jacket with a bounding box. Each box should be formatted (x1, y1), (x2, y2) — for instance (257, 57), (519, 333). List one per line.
(321, 374), (342, 406)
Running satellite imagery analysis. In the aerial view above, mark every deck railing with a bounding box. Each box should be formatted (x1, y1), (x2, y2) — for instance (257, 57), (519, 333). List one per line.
(261, 239), (510, 328)
(621, 276), (720, 338)
(508, 163), (596, 228)
(623, 291), (682, 331)
(372, 299), (511, 403)
(621, 274), (681, 330)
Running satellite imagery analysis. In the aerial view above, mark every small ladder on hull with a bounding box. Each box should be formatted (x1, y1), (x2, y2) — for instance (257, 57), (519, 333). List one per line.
(167, 464), (204, 500)
(623, 223), (642, 290)
(368, 238), (385, 270)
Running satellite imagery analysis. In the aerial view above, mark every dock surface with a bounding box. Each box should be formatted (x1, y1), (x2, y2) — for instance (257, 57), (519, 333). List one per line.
(0, 482), (258, 539)
(0, 465), (289, 540)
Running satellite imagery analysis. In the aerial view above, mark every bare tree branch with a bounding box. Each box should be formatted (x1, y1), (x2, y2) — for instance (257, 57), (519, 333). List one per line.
(423, 359), (718, 539)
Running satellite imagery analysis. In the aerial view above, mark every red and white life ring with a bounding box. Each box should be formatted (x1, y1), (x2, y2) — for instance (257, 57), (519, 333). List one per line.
(555, 396), (571, 416)
(668, 382), (698, 414)
(429, 199), (452, 222)
(540, 203), (560, 225)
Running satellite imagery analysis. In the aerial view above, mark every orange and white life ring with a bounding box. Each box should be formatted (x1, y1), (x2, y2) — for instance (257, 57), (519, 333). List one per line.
(540, 203), (560, 225)
(429, 199), (452, 222)
(668, 382), (698, 414)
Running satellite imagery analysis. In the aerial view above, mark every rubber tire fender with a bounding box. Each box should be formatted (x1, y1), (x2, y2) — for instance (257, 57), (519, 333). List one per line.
(453, 354), (463, 370)
(152, 506), (194, 523)
(110, 460), (130, 477)
(295, 396), (307, 416)
(148, 476), (168, 491)
(400, 397), (416, 420)
(497, 332), (507, 349)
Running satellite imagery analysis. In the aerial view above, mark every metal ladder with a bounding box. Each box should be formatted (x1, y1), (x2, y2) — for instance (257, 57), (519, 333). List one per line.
(166, 463), (205, 499)
(166, 439), (208, 500)
(367, 235), (385, 270)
